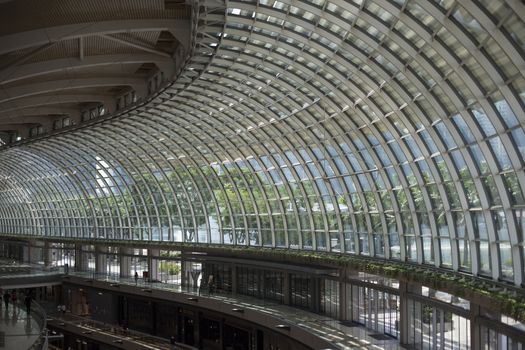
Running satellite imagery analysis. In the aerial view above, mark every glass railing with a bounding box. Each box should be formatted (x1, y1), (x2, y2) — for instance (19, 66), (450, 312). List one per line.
(65, 271), (375, 349)
(0, 259), (65, 277)
(9, 299), (48, 350)
(49, 313), (196, 350)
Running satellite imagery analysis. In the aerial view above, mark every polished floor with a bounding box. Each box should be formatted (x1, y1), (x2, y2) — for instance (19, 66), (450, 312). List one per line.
(73, 272), (404, 350)
(0, 302), (40, 350)
(210, 292), (403, 350)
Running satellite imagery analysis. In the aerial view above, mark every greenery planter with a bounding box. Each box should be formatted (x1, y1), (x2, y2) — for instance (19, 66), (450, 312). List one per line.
(201, 246), (525, 323)
(1, 234), (524, 323)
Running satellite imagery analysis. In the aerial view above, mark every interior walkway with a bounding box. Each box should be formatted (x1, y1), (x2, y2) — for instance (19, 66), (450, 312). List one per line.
(0, 301), (41, 350)
(72, 272), (404, 350)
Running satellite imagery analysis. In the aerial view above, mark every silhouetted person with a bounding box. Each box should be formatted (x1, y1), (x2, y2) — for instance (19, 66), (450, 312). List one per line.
(208, 275), (214, 295)
(24, 315), (32, 335)
(134, 271), (139, 285)
(24, 295), (32, 316)
(3, 291), (10, 310)
(10, 290), (17, 308)
(11, 304), (18, 325)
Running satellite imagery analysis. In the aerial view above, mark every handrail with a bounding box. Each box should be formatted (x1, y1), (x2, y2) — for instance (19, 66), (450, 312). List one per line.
(49, 313), (197, 350)
(11, 299), (48, 350)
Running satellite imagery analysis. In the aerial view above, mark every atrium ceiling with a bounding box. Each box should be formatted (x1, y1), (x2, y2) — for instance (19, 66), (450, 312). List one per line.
(0, 0), (524, 286)
(0, 0), (190, 139)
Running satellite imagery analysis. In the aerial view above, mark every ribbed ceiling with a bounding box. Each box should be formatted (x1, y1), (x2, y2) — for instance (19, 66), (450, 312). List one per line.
(0, 0), (525, 287)
(0, 0), (190, 136)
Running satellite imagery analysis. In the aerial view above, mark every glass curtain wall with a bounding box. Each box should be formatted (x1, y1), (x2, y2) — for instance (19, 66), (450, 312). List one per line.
(480, 325), (524, 349)
(202, 262), (233, 293)
(320, 279), (339, 319)
(290, 274), (313, 310)
(351, 285), (400, 338)
(0, 0), (523, 287)
(407, 299), (470, 349)
(236, 266), (284, 303)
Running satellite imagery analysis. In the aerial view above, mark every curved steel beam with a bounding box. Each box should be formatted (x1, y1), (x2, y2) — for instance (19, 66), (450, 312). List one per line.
(0, 54), (174, 85)
(0, 77), (145, 103)
(0, 107), (80, 120)
(0, 94), (108, 113)
(0, 19), (189, 55)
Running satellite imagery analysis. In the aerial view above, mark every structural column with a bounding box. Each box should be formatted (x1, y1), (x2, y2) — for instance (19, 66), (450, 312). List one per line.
(180, 252), (200, 290)
(399, 280), (409, 345)
(95, 246), (107, 276)
(43, 241), (53, 267)
(148, 249), (159, 282)
(470, 303), (481, 350)
(74, 244), (88, 272)
(181, 252), (189, 288)
(22, 241), (30, 263)
(25, 240), (41, 264)
(399, 280), (421, 345)
(312, 276), (320, 313)
(120, 247), (132, 278)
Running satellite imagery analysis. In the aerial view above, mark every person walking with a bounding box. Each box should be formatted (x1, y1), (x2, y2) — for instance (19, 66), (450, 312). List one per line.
(3, 290), (10, 310)
(10, 290), (17, 308)
(24, 294), (32, 316)
(134, 271), (139, 285)
(208, 275), (214, 296)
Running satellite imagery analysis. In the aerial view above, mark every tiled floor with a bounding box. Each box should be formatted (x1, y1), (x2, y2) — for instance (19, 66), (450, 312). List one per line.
(209, 295), (404, 350)
(74, 273), (405, 350)
(0, 303), (41, 350)
(47, 313), (174, 350)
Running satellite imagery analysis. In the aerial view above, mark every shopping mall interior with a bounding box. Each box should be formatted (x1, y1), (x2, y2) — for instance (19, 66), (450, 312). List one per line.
(0, 0), (524, 349)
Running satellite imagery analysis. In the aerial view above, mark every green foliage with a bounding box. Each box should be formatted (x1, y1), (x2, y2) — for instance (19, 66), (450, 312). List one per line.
(159, 261), (180, 275)
(193, 245), (525, 324)
(101, 166), (216, 241)
(3, 232), (525, 323)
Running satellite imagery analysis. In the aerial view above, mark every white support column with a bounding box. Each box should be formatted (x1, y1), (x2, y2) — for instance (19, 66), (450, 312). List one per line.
(74, 244), (88, 272)
(120, 247), (132, 278)
(181, 254), (189, 288)
(95, 246), (107, 275)
(43, 241), (53, 267)
(22, 241), (30, 263)
(399, 280), (409, 345)
(399, 280), (422, 346)
(26, 240), (40, 264)
(148, 249), (160, 282)
(470, 303), (482, 350)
